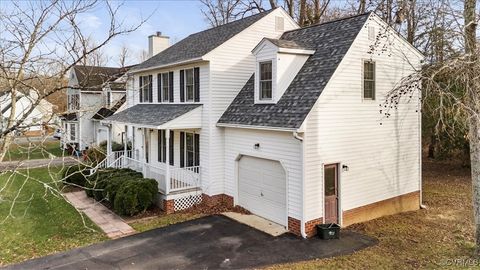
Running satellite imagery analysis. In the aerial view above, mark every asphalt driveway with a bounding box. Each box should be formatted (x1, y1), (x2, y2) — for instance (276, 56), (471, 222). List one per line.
(4, 215), (377, 270)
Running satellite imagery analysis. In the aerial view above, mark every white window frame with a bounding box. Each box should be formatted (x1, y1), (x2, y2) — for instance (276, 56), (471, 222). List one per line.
(362, 60), (376, 100)
(68, 123), (77, 141)
(184, 68), (195, 102)
(140, 75), (152, 103)
(161, 72), (170, 102)
(258, 60), (273, 101)
(182, 132), (199, 168)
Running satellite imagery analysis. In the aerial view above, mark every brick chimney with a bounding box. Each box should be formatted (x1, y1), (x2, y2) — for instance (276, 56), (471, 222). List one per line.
(148, 31), (169, 58)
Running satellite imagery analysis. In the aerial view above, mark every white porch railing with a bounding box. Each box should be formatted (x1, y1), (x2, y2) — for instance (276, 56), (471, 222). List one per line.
(170, 166), (201, 192)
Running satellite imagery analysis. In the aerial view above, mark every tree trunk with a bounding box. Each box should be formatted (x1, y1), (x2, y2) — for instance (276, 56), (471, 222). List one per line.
(469, 116), (480, 256)
(464, 0), (479, 255)
(358, 0), (366, 14)
(299, 0), (306, 26)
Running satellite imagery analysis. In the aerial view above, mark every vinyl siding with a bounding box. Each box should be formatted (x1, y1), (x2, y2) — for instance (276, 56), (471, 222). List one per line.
(224, 128), (303, 220)
(207, 8), (299, 195)
(303, 15), (422, 222)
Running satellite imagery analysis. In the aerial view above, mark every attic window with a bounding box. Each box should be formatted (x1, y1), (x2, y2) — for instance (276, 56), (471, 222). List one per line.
(275, 16), (284, 32)
(259, 61), (273, 100)
(368, 26), (376, 41)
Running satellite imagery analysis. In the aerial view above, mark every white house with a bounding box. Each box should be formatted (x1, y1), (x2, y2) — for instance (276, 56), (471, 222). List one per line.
(61, 65), (131, 151)
(0, 90), (57, 136)
(102, 9), (423, 238)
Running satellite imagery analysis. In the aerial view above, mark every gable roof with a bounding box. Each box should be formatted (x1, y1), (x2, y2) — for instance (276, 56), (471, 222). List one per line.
(264, 38), (311, 50)
(132, 10), (275, 72)
(73, 65), (129, 91)
(218, 13), (371, 130)
(91, 96), (126, 120)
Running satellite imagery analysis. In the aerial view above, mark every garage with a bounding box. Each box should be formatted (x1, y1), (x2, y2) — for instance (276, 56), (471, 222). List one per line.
(238, 155), (287, 226)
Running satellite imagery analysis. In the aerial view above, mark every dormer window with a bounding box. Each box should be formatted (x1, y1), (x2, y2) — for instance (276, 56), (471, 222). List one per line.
(259, 61), (273, 100)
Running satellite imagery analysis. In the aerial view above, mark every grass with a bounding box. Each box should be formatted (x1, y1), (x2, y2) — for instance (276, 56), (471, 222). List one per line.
(129, 212), (206, 232)
(268, 160), (475, 270)
(5, 140), (65, 161)
(0, 167), (106, 266)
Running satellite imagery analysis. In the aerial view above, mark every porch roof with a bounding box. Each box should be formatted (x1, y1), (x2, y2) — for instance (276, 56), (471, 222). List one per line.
(103, 103), (202, 129)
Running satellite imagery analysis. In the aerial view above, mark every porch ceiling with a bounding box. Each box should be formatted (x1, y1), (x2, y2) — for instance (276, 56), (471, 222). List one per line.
(103, 103), (202, 129)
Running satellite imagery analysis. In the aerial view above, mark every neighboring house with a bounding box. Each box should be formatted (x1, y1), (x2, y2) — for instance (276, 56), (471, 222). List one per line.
(0, 90), (57, 136)
(103, 9), (423, 238)
(61, 65), (131, 150)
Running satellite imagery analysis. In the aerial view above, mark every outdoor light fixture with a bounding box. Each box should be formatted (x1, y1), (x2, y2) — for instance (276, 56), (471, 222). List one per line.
(254, 143), (260, 149)
(342, 164), (349, 172)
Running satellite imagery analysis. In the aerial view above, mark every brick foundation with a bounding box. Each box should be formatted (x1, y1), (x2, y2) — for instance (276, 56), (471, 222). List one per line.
(201, 194), (234, 208)
(163, 199), (175, 214)
(305, 218), (323, 237)
(288, 217), (301, 236)
(342, 191), (420, 227)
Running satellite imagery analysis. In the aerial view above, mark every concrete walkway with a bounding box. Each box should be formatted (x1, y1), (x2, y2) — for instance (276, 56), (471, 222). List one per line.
(64, 191), (136, 239)
(223, 212), (288, 236)
(0, 157), (79, 170)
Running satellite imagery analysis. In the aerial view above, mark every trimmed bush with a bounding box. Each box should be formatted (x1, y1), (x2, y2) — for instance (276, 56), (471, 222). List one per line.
(113, 178), (158, 216)
(102, 172), (143, 203)
(62, 164), (88, 187)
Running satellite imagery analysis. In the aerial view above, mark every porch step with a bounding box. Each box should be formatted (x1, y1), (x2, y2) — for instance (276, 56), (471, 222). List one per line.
(161, 187), (202, 196)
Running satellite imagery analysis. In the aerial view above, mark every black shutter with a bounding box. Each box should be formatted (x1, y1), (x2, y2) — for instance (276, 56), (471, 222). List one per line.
(148, 75), (153, 103)
(157, 131), (162, 162)
(169, 72), (174, 103)
(180, 132), (185, 168)
(157, 74), (162, 102)
(139, 76), (143, 102)
(180, 70), (185, 102)
(194, 133), (199, 167)
(162, 130), (166, 162)
(194, 67), (200, 102)
(169, 130), (174, 165)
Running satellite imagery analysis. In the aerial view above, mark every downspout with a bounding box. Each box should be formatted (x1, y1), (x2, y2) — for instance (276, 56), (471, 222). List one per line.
(293, 131), (307, 238)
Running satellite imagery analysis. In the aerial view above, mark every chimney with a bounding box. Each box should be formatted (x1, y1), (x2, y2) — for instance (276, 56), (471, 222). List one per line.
(148, 31), (170, 58)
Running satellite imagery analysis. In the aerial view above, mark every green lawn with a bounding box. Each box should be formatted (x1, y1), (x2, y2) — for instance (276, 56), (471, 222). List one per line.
(5, 140), (65, 161)
(0, 167), (106, 266)
(129, 213), (205, 232)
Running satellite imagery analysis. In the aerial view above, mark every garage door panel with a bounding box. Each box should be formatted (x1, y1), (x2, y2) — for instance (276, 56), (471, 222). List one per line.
(238, 156), (286, 226)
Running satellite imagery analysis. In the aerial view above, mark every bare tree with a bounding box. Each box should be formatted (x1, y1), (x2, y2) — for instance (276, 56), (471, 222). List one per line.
(117, 44), (131, 68)
(381, 0), (480, 254)
(0, 0), (146, 162)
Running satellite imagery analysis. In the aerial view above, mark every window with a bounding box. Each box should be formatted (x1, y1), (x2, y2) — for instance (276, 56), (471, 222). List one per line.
(162, 73), (169, 102)
(180, 132), (199, 169)
(185, 69), (194, 101)
(69, 123), (76, 141)
(259, 61), (273, 100)
(68, 93), (79, 111)
(106, 91), (111, 107)
(158, 130), (174, 165)
(363, 61), (375, 100)
(139, 75), (153, 103)
(180, 68), (200, 102)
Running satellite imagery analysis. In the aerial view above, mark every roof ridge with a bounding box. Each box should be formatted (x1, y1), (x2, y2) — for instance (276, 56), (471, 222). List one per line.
(282, 12), (371, 35)
(189, 8), (276, 38)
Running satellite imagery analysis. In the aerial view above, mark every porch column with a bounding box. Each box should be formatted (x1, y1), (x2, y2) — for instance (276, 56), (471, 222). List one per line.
(106, 124), (112, 164)
(123, 125), (128, 158)
(142, 128), (147, 176)
(165, 129), (170, 194)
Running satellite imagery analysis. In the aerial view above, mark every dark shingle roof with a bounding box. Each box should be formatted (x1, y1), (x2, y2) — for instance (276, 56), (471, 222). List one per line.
(60, 112), (77, 121)
(133, 10), (274, 71)
(218, 13), (370, 129)
(105, 104), (202, 126)
(91, 96), (126, 120)
(73, 66), (129, 91)
(264, 38), (311, 50)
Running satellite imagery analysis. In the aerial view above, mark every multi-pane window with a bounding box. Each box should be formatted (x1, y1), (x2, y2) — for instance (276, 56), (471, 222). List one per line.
(180, 68), (199, 102)
(106, 91), (111, 107)
(68, 93), (79, 111)
(69, 123), (76, 141)
(259, 61), (272, 100)
(139, 75), (152, 103)
(185, 69), (194, 102)
(363, 61), (375, 100)
(180, 132), (199, 170)
(162, 73), (169, 102)
(158, 130), (174, 165)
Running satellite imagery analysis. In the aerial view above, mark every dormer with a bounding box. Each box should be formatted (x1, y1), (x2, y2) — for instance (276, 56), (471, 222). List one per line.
(252, 38), (315, 104)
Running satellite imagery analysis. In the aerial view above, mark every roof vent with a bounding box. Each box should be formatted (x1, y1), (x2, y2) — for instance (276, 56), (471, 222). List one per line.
(275, 16), (284, 32)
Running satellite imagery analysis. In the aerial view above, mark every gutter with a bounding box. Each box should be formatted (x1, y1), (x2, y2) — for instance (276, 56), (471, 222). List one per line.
(217, 123), (297, 132)
(293, 131), (307, 238)
(128, 57), (205, 74)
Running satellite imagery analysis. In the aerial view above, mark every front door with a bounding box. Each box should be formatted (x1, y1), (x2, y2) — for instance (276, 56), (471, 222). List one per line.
(324, 164), (339, 224)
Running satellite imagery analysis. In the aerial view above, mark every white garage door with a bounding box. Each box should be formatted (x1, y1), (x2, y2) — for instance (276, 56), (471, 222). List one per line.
(238, 156), (286, 226)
